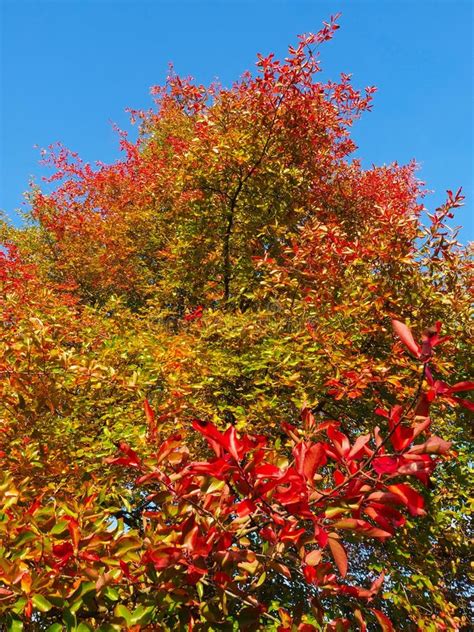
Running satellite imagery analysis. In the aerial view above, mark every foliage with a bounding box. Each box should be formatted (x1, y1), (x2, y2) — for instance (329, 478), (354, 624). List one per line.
(1, 14), (472, 631)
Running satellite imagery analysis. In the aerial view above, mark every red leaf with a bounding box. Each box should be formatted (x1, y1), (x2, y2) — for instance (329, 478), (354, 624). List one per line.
(387, 483), (425, 516)
(348, 433), (371, 459)
(364, 504), (405, 532)
(281, 421), (300, 441)
(390, 424), (414, 452)
(234, 499), (256, 517)
(339, 573), (385, 600)
(187, 458), (232, 479)
(27, 498), (42, 515)
(120, 560), (132, 579)
(279, 524), (306, 543)
(254, 463), (281, 478)
(315, 525), (329, 547)
(142, 546), (182, 569)
(414, 393), (431, 417)
(144, 399), (157, 440)
(326, 620), (351, 632)
(373, 456), (399, 475)
(353, 608), (367, 632)
(301, 407), (316, 431)
(332, 519), (392, 540)
(368, 572), (385, 595)
(52, 541), (74, 566)
(294, 442), (326, 481)
(370, 609), (394, 631)
(420, 322), (447, 358)
(184, 305), (203, 322)
(328, 537), (348, 577)
(222, 426), (243, 461)
(449, 380), (474, 393)
(303, 564), (317, 584)
(192, 420), (258, 462)
(391, 320), (421, 358)
(183, 526), (200, 551)
(79, 550), (101, 562)
(155, 433), (183, 465)
(214, 571), (232, 586)
(260, 526), (277, 543)
(394, 454), (436, 484)
(105, 441), (142, 468)
(411, 416), (431, 440)
(191, 419), (224, 457)
(410, 435), (451, 455)
(452, 396), (474, 412)
(24, 599), (32, 619)
(65, 516), (80, 550)
(136, 469), (172, 486)
(327, 425), (350, 458)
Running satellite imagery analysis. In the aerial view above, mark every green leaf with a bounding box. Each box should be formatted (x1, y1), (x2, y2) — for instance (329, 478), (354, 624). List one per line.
(69, 581), (95, 602)
(197, 582), (204, 599)
(130, 604), (155, 625)
(50, 520), (69, 535)
(103, 586), (120, 601)
(205, 478), (225, 493)
(69, 599), (84, 615)
(63, 609), (77, 630)
(114, 536), (142, 558)
(7, 618), (23, 632)
(14, 530), (37, 546)
(114, 604), (132, 626)
(11, 598), (26, 615)
(255, 571), (267, 588)
(32, 594), (53, 612)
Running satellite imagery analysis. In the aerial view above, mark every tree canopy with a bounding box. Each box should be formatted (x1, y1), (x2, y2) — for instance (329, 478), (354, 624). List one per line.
(0, 15), (472, 631)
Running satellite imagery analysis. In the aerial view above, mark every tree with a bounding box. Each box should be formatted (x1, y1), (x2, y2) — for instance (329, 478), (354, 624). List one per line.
(0, 14), (472, 631)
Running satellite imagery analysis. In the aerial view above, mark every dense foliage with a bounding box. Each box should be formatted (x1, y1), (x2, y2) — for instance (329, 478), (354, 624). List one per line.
(0, 15), (472, 631)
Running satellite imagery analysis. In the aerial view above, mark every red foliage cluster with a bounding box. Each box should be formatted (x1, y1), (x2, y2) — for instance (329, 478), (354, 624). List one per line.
(98, 320), (469, 629)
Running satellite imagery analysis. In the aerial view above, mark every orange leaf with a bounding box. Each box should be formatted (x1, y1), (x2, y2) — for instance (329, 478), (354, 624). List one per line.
(305, 549), (322, 566)
(144, 399), (157, 439)
(370, 609), (394, 631)
(391, 320), (421, 358)
(328, 537), (348, 577)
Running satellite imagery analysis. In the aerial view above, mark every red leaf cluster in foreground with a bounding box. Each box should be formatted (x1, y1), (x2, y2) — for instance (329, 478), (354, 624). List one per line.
(98, 320), (468, 630)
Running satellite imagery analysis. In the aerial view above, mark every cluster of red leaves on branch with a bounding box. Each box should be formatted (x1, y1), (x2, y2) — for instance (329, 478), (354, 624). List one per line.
(0, 321), (470, 630)
(96, 321), (469, 630)
(0, 244), (36, 307)
(253, 159), (424, 315)
(392, 319), (474, 413)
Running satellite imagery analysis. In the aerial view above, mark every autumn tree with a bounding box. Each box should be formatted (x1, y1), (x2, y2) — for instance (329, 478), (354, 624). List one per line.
(0, 15), (472, 631)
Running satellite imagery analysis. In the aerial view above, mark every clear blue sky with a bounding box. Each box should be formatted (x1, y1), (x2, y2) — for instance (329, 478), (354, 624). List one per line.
(1, 0), (472, 241)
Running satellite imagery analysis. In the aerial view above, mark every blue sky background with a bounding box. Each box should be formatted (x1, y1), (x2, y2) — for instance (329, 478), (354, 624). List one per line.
(1, 0), (472, 241)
